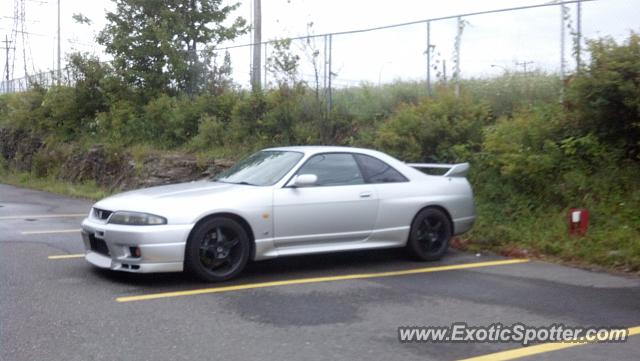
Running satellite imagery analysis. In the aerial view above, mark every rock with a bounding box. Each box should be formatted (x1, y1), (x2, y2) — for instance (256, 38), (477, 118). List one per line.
(0, 128), (44, 171)
(0, 128), (234, 192)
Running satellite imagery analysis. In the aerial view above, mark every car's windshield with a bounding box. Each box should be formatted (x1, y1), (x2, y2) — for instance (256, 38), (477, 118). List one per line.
(213, 150), (303, 186)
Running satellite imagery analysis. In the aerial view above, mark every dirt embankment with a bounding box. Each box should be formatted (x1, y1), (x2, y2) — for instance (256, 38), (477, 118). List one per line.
(0, 128), (232, 191)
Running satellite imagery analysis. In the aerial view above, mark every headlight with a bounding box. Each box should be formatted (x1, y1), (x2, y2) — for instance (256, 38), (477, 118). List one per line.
(108, 211), (167, 225)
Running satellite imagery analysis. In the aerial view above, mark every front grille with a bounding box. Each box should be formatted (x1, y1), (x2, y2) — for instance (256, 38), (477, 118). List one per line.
(93, 208), (113, 221)
(89, 234), (110, 256)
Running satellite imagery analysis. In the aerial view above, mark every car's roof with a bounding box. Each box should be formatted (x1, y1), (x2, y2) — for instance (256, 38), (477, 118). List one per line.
(264, 145), (382, 156)
(264, 145), (429, 181)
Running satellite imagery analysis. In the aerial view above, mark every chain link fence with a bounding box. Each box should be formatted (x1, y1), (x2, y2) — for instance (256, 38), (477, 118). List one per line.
(2, 0), (637, 97)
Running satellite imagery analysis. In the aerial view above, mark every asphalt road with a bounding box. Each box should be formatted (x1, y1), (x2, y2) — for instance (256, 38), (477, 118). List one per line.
(1, 183), (639, 361)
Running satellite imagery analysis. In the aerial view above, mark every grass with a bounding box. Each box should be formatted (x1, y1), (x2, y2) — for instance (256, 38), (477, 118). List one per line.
(463, 195), (640, 275)
(0, 170), (111, 201)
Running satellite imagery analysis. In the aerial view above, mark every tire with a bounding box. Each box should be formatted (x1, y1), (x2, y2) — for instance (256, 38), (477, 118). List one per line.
(185, 217), (251, 282)
(407, 207), (452, 261)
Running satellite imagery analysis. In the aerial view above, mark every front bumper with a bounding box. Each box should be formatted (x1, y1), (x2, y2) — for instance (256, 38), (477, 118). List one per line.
(81, 218), (193, 273)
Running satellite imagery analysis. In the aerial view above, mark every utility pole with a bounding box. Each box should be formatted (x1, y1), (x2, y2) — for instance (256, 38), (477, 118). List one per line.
(323, 35), (327, 97)
(251, 0), (261, 91)
(442, 59), (447, 85)
(560, 4), (566, 101)
(187, 0), (198, 98)
(57, 0), (61, 85)
(327, 34), (332, 116)
(515, 60), (534, 74)
(576, 0), (582, 70)
(426, 21), (431, 95)
(2, 35), (14, 92)
(560, 4), (566, 79)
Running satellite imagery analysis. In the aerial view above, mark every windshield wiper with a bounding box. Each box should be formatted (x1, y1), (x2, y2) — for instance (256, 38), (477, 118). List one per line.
(235, 181), (257, 186)
(213, 179), (257, 186)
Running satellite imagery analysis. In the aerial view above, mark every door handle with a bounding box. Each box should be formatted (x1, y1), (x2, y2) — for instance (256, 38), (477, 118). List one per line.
(359, 191), (372, 198)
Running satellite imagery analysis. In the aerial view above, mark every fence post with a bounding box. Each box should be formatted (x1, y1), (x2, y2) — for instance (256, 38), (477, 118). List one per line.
(263, 42), (268, 88)
(427, 21), (432, 96)
(327, 34), (333, 116)
(453, 17), (465, 97)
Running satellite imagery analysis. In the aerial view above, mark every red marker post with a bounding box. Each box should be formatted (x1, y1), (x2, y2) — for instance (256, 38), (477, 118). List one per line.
(568, 208), (589, 236)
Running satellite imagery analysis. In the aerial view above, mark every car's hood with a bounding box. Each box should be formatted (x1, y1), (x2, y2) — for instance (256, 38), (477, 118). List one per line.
(94, 180), (250, 213)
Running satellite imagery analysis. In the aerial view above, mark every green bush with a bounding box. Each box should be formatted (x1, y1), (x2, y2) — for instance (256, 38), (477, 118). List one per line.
(473, 105), (620, 204)
(142, 94), (180, 145)
(261, 85), (320, 145)
(41, 86), (80, 137)
(94, 100), (144, 144)
(3, 88), (46, 131)
(67, 53), (110, 122)
(228, 85), (324, 147)
(479, 106), (563, 198)
(189, 115), (225, 150)
(567, 32), (640, 159)
(375, 89), (491, 162)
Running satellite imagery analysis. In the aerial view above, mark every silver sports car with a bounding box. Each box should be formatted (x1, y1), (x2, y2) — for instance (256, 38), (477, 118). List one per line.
(81, 146), (475, 281)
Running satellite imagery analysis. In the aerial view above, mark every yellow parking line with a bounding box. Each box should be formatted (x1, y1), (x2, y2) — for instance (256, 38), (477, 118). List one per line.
(116, 258), (529, 303)
(0, 213), (85, 220)
(48, 254), (85, 260)
(21, 229), (80, 235)
(457, 326), (640, 361)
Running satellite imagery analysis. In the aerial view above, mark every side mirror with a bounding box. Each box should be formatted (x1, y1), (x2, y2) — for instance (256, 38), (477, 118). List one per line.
(291, 174), (317, 187)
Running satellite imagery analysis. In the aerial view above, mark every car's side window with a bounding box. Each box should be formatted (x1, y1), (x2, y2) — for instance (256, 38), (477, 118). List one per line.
(296, 153), (365, 186)
(354, 154), (408, 183)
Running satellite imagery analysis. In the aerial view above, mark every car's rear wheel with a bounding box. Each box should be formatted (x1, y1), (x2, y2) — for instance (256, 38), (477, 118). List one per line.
(185, 217), (250, 282)
(407, 207), (452, 261)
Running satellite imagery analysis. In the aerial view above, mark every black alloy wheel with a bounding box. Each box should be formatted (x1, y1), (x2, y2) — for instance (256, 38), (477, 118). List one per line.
(407, 207), (452, 261)
(185, 217), (250, 282)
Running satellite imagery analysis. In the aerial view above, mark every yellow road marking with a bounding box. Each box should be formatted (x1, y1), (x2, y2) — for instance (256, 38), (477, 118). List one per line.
(48, 253), (85, 260)
(116, 258), (529, 303)
(0, 213), (85, 220)
(457, 326), (640, 361)
(21, 229), (81, 235)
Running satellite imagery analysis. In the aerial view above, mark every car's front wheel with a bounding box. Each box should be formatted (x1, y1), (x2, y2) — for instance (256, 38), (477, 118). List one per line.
(407, 207), (452, 261)
(185, 217), (251, 282)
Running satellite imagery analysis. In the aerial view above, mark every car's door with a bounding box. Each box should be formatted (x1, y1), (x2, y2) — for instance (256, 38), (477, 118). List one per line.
(273, 152), (379, 247)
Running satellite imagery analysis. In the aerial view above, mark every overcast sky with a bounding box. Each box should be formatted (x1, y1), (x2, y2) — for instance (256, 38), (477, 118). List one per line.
(1, 0), (639, 87)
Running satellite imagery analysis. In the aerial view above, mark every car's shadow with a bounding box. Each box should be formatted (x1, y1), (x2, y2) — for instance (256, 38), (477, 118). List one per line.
(91, 248), (471, 289)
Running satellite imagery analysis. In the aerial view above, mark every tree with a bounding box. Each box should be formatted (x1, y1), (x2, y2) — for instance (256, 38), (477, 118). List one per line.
(201, 49), (234, 95)
(266, 38), (300, 87)
(97, 0), (247, 98)
(300, 22), (321, 101)
(568, 32), (640, 159)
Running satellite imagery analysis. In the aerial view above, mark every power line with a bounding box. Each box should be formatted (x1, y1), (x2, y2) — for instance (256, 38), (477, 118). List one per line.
(1, 16), (40, 23)
(0, 28), (46, 36)
(515, 60), (535, 74)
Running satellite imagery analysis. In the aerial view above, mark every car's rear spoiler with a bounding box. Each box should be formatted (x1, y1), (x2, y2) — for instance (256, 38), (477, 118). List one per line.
(407, 162), (470, 177)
